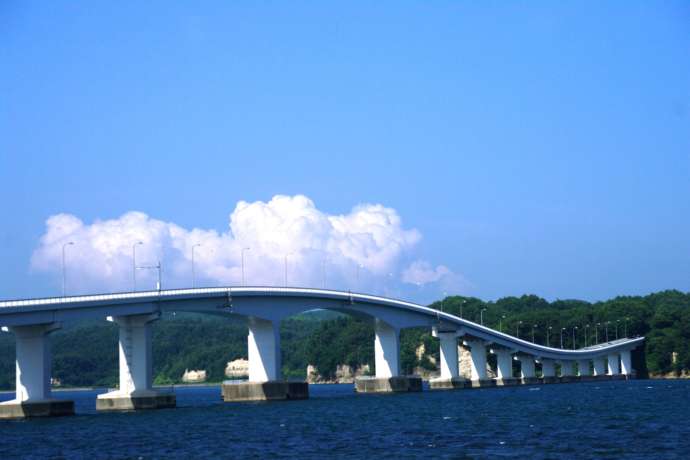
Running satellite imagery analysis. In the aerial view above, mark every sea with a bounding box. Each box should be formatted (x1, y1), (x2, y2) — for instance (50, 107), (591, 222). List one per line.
(1, 379), (688, 459)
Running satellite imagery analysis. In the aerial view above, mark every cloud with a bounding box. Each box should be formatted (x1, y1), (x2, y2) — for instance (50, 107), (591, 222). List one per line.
(401, 260), (451, 285)
(31, 195), (445, 295)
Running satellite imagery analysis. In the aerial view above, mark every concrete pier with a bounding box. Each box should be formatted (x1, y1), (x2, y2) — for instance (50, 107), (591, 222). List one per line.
(97, 313), (175, 411)
(355, 376), (422, 393)
(429, 377), (469, 390)
(222, 381), (309, 401)
(0, 323), (75, 419)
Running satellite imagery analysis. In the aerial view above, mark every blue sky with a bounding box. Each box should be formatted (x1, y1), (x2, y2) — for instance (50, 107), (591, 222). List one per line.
(1, 1), (689, 303)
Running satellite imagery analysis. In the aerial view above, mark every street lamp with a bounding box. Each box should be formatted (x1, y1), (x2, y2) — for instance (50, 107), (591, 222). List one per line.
(241, 247), (250, 286)
(624, 317), (630, 338)
(516, 321), (522, 338)
(560, 327), (566, 349)
(191, 243), (201, 288)
(61, 241), (74, 297)
(547, 326), (552, 347)
(460, 299), (466, 319)
(499, 315), (506, 333)
(132, 241), (143, 291)
(585, 324), (590, 347)
(480, 308), (487, 326)
(605, 321), (610, 342)
(572, 326), (578, 350)
(137, 261), (162, 291)
(532, 324), (537, 343)
(615, 320), (620, 340)
(595, 323), (600, 344)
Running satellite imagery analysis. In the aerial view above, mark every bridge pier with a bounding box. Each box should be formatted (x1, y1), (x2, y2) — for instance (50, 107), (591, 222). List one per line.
(0, 323), (74, 419)
(593, 357), (607, 378)
(97, 313), (175, 411)
(356, 319), (421, 393)
(518, 355), (539, 385)
(223, 317), (308, 401)
(607, 353), (623, 379)
(578, 359), (595, 381)
(620, 350), (633, 378)
(540, 359), (558, 383)
(429, 330), (468, 389)
(492, 348), (517, 386)
(463, 339), (495, 388)
(559, 360), (577, 383)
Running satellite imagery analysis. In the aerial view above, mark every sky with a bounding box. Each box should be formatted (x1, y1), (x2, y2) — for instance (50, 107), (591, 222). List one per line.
(1, 1), (689, 304)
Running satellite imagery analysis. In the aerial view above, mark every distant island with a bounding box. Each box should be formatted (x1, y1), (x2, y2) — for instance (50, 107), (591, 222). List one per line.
(0, 290), (687, 389)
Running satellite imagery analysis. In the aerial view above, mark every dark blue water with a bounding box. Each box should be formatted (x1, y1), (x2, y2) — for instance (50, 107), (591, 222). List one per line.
(1, 380), (688, 459)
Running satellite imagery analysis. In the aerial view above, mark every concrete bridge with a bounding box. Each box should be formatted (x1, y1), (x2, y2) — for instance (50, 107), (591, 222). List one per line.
(0, 287), (644, 418)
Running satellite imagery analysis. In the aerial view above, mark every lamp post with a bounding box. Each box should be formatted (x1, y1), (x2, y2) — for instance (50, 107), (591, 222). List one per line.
(137, 261), (162, 291)
(585, 324), (590, 347)
(61, 241), (74, 297)
(560, 328), (565, 349)
(480, 308), (486, 326)
(241, 247), (250, 286)
(460, 299), (466, 319)
(516, 321), (522, 338)
(499, 315), (506, 333)
(547, 326), (552, 347)
(191, 243), (201, 288)
(615, 320), (620, 340)
(624, 317), (629, 338)
(572, 326), (578, 350)
(132, 241), (143, 291)
(595, 323), (600, 344)
(605, 321), (610, 342)
(532, 324), (537, 343)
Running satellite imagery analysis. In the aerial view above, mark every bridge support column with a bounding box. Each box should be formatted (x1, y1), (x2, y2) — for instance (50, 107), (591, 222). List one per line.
(430, 330), (467, 389)
(97, 313), (176, 411)
(593, 358), (607, 378)
(518, 355), (539, 384)
(356, 319), (421, 393)
(559, 360), (577, 382)
(0, 323), (74, 419)
(224, 317), (308, 401)
(493, 349), (517, 386)
(464, 340), (494, 388)
(607, 353), (622, 379)
(540, 359), (557, 383)
(578, 359), (593, 381)
(620, 350), (634, 378)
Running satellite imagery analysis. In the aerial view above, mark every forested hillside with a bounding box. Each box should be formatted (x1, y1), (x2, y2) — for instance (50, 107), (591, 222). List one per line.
(0, 290), (687, 389)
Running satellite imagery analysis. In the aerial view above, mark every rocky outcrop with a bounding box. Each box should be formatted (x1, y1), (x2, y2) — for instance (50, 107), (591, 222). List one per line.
(459, 345), (495, 379)
(225, 358), (249, 378)
(307, 364), (371, 383)
(182, 369), (207, 383)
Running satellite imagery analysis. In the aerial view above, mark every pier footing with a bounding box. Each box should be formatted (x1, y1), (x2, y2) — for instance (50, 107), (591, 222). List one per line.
(429, 377), (469, 390)
(0, 399), (74, 419)
(221, 381), (309, 402)
(495, 378), (519, 387)
(355, 376), (422, 393)
(96, 391), (176, 411)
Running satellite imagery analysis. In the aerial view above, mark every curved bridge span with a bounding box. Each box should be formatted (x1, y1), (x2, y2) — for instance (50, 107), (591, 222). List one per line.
(0, 287), (644, 417)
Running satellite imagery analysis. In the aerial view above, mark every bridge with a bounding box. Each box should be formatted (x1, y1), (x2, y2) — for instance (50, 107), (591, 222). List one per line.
(0, 287), (644, 418)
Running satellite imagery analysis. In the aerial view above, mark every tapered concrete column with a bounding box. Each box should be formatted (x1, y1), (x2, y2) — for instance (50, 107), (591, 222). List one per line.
(465, 340), (487, 381)
(577, 360), (591, 377)
(518, 356), (535, 378)
(495, 350), (514, 380)
(97, 313), (175, 411)
(560, 360), (574, 376)
(374, 319), (400, 378)
(436, 332), (459, 379)
(607, 354), (620, 376)
(13, 323), (61, 402)
(248, 317), (281, 382)
(541, 360), (555, 377)
(0, 323), (74, 418)
(355, 320), (420, 393)
(593, 358), (607, 376)
(620, 350), (632, 375)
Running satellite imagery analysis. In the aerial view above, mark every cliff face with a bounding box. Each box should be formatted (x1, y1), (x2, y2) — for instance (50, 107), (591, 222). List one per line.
(307, 364), (371, 383)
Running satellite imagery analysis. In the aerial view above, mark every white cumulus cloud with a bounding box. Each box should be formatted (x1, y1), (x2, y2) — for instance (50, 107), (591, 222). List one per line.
(30, 195), (456, 296)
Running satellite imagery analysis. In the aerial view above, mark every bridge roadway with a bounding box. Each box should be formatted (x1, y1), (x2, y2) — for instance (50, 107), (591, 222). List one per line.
(0, 287), (644, 418)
